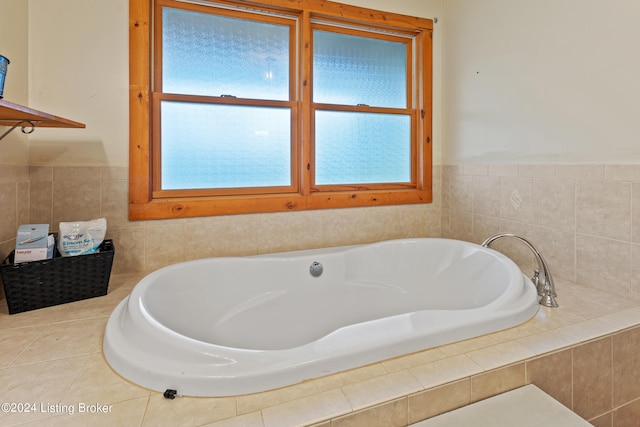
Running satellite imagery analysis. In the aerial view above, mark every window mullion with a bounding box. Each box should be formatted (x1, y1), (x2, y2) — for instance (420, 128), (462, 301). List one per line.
(300, 10), (314, 196)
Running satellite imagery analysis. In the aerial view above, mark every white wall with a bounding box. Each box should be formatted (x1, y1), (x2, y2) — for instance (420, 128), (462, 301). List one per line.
(0, 0), (29, 163)
(441, 0), (640, 164)
(9, 0), (640, 167)
(27, 0), (129, 166)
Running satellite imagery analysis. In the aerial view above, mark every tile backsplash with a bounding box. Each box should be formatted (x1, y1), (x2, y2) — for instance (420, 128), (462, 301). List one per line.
(0, 164), (29, 258)
(0, 164), (442, 274)
(441, 163), (640, 300)
(2, 162), (640, 302)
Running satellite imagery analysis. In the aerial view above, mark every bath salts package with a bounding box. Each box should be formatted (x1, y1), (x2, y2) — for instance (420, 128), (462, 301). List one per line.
(58, 218), (107, 257)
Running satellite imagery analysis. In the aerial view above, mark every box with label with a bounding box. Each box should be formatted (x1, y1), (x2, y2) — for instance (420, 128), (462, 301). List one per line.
(14, 224), (54, 264)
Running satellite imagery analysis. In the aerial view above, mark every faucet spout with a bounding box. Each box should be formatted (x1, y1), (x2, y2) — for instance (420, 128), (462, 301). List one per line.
(481, 233), (558, 308)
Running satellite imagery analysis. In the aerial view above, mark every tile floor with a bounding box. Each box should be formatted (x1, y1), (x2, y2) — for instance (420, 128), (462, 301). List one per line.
(1, 274), (640, 426)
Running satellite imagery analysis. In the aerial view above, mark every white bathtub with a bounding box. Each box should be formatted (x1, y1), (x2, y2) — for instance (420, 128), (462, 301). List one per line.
(103, 238), (539, 397)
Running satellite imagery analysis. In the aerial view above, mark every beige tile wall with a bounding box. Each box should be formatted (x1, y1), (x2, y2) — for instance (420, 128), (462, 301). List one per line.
(5, 161), (640, 298)
(0, 164), (443, 274)
(313, 326), (640, 427)
(442, 163), (640, 300)
(0, 164), (29, 262)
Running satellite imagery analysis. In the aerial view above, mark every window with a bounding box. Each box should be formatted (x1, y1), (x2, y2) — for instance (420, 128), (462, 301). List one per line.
(129, 0), (433, 219)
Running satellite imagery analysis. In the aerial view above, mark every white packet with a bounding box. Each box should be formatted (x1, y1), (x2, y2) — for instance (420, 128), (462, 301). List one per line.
(58, 218), (107, 257)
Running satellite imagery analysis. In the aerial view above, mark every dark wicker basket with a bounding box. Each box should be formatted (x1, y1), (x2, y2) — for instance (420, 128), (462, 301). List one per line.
(0, 239), (114, 314)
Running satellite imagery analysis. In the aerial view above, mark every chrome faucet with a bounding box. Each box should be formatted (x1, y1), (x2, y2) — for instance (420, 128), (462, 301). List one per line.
(481, 233), (559, 308)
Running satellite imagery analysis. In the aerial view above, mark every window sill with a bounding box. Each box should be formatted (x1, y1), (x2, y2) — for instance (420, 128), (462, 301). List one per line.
(128, 189), (432, 220)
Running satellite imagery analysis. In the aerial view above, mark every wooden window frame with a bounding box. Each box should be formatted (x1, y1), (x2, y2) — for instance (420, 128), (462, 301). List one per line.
(129, 0), (433, 220)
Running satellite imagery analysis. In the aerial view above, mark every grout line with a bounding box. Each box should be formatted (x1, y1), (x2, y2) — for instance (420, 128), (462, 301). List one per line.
(7, 324), (51, 368)
(57, 353), (94, 406)
(137, 394), (152, 427)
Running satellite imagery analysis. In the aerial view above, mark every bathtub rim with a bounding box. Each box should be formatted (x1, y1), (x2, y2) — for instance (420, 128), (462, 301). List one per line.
(103, 237), (539, 397)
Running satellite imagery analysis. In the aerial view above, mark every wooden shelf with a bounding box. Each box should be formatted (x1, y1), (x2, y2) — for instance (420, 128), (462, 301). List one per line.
(0, 99), (85, 129)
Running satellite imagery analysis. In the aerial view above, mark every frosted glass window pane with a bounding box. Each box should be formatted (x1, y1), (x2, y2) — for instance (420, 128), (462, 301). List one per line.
(162, 7), (290, 100)
(161, 101), (291, 190)
(313, 30), (407, 107)
(315, 111), (411, 185)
